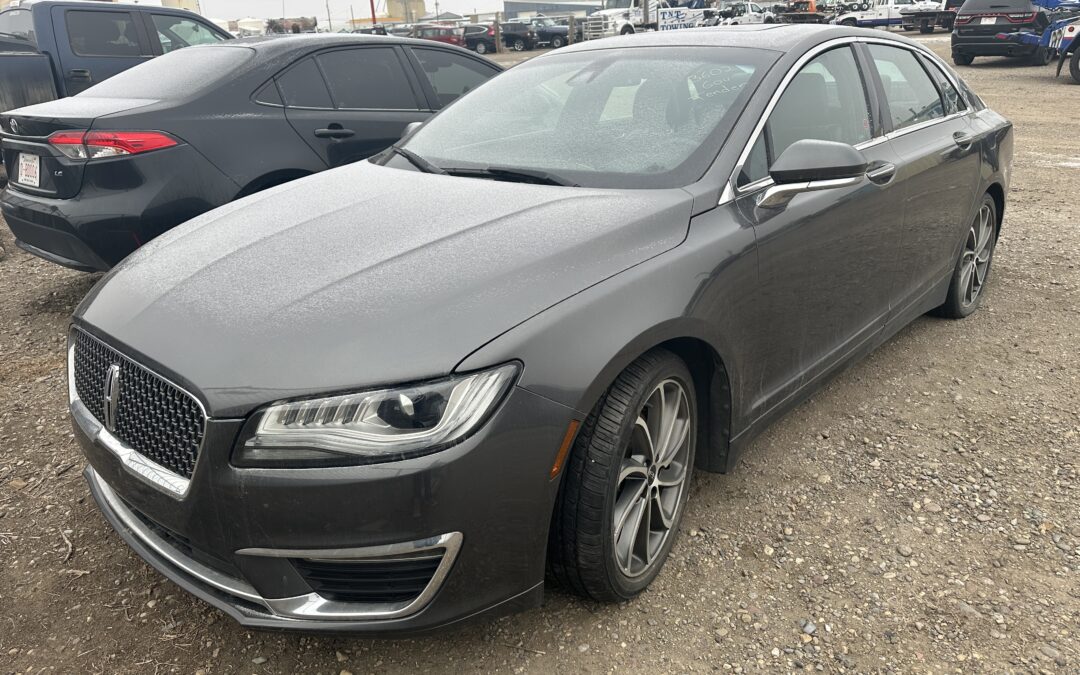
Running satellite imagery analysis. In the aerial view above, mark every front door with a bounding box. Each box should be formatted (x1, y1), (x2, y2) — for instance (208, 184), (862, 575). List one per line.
(732, 44), (906, 417)
(277, 47), (430, 168)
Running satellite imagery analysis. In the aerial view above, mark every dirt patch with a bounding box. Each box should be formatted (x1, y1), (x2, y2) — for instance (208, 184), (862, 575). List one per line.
(1, 36), (1077, 674)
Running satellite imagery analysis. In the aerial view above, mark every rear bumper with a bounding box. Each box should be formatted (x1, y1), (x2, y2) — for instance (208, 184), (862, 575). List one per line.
(0, 145), (235, 271)
(952, 33), (1039, 56)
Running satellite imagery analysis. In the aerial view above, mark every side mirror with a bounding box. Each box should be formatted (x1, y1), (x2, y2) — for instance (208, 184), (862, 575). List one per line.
(401, 121), (423, 141)
(758, 139), (867, 209)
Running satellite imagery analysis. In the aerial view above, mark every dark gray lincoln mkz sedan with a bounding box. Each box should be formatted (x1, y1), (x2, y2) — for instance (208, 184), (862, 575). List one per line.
(70, 25), (1012, 633)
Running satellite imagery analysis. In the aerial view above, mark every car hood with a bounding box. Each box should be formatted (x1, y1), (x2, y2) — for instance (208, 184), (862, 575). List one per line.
(76, 161), (694, 417)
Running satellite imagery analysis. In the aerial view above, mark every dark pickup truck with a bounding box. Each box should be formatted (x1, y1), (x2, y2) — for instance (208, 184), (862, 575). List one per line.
(0, 0), (231, 113)
(507, 16), (578, 48)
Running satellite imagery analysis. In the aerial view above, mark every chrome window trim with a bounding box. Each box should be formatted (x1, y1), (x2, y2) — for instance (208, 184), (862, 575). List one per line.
(68, 333), (204, 498)
(89, 466), (464, 623)
(721, 36), (971, 206)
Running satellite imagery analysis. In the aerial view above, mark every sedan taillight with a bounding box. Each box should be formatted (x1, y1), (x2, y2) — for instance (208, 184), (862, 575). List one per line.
(47, 130), (178, 160)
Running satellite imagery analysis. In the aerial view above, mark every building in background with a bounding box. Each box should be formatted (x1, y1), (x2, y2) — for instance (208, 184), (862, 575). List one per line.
(502, 0), (600, 18)
(385, 0), (427, 22)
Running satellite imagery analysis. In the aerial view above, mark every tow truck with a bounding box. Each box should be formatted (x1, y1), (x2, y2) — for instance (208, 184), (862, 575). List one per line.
(581, 0), (670, 39)
(831, 0), (915, 27)
(899, 0), (961, 33)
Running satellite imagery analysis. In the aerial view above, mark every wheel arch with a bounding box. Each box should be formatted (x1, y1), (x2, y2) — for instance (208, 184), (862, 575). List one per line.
(235, 169), (313, 200)
(986, 182), (1005, 236)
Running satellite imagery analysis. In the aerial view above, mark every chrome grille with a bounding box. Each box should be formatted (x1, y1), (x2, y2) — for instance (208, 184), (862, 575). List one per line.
(73, 329), (206, 479)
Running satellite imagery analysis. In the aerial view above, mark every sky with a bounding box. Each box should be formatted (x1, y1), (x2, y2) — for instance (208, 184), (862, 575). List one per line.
(199, 0), (502, 22)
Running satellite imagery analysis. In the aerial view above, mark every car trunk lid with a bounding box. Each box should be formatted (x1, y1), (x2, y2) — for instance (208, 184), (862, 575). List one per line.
(1, 97), (156, 198)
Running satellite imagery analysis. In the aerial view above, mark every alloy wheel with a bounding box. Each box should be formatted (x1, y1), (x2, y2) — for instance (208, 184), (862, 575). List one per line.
(960, 203), (994, 307)
(612, 379), (693, 578)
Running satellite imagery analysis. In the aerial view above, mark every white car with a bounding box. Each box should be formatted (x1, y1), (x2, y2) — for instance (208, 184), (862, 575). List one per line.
(831, 0), (915, 27)
(719, 1), (776, 24)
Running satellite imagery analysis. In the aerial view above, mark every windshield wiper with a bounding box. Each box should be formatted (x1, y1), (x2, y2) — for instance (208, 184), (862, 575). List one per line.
(386, 145), (446, 175)
(442, 166), (579, 187)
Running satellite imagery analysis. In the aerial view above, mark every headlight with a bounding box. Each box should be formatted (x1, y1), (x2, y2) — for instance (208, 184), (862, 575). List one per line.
(233, 363), (519, 467)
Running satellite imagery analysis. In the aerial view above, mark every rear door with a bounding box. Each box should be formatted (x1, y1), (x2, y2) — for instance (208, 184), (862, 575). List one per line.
(51, 6), (153, 95)
(861, 43), (981, 313)
(278, 46), (429, 168)
(404, 46), (502, 109)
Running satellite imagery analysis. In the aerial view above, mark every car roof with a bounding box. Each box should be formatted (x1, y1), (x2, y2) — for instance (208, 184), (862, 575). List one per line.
(223, 33), (444, 54)
(556, 24), (922, 54)
(21, 0), (199, 12)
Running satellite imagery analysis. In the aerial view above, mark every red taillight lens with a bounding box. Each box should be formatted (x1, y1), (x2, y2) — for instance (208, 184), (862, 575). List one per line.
(955, 15), (972, 23)
(47, 130), (178, 160)
(1005, 12), (1036, 22)
(487, 25), (494, 35)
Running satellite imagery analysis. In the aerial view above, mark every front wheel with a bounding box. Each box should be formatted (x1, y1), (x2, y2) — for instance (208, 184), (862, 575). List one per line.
(620, 25), (635, 35)
(953, 53), (975, 66)
(551, 35), (565, 48)
(548, 349), (697, 602)
(841, 18), (857, 26)
(934, 194), (997, 319)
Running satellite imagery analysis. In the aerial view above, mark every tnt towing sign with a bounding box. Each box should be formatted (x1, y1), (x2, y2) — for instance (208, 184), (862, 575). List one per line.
(659, 8), (708, 30)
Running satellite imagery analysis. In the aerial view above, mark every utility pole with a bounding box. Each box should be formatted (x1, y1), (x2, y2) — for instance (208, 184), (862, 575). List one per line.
(326, 0), (333, 30)
(435, 0), (441, 21)
(494, 11), (504, 52)
(281, 0), (286, 18)
(369, 0), (377, 27)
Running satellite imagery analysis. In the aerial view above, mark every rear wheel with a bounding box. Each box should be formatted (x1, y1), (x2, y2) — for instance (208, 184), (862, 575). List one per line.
(1030, 46), (1051, 66)
(1072, 49), (1080, 83)
(934, 194), (997, 319)
(512, 37), (526, 51)
(919, 20), (933, 33)
(953, 53), (975, 66)
(548, 349), (697, 602)
(551, 35), (565, 48)
(475, 41), (489, 54)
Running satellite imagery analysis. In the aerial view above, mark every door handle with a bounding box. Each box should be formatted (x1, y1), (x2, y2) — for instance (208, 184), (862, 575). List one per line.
(866, 162), (896, 184)
(314, 127), (355, 139)
(69, 69), (91, 81)
(953, 131), (976, 148)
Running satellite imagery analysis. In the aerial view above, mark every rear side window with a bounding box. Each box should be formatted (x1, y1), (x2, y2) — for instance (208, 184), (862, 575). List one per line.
(920, 56), (967, 115)
(867, 44), (944, 131)
(0, 9), (35, 44)
(738, 46), (872, 187)
(80, 45), (253, 98)
(412, 47), (499, 108)
(66, 10), (145, 57)
(316, 47), (417, 109)
(151, 14), (224, 53)
(277, 57), (333, 108)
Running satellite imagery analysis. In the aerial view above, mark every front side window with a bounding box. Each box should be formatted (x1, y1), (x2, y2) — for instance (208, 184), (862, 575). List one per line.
(317, 48), (416, 109)
(867, 44), (945, 131)
(151, 15), (224, 53)
(738, 46), (872, 187)
(402, 46), (775, 189)
(66, 10), (144, 57)
(412, 48), (499, 108)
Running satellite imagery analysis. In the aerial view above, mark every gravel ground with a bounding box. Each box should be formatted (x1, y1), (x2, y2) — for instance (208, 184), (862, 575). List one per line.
(1, 35), (1078, 675)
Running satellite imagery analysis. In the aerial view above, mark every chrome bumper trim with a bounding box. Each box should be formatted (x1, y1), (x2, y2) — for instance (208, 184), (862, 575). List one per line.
(88, 467), (463, 622)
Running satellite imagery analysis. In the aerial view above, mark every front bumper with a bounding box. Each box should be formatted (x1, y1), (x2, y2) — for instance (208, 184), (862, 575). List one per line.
(76, 382), (575, 634)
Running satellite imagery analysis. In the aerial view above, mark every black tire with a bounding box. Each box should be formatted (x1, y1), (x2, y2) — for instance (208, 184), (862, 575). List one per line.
(620, 25), (635, 35)
(860, 2), (870, 10)
(548, 349), (697, 602)
(953, 53), (975, 66)
(475, 41), (488, 55)
(841, 18), (857, 26)
(764, 16), (775, 22)
(1072, 49), (1080, 83)
(1030, 46), (1051, 66)
(919, 21), (933, 33)
(512, 37), (526, 51)
(934, 194), (997, 319)
(551, 35), (565, 48)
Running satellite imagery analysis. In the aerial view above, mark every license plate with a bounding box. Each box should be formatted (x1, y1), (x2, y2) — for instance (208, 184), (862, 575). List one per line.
(17, 152), (40, 188)
(980, 16), (998, 24)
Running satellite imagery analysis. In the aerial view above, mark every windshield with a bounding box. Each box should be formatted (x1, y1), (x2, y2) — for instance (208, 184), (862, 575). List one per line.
(604, 0), (635, 9)
(400, 47), (775, 189)
(79, 45), (253, 100)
